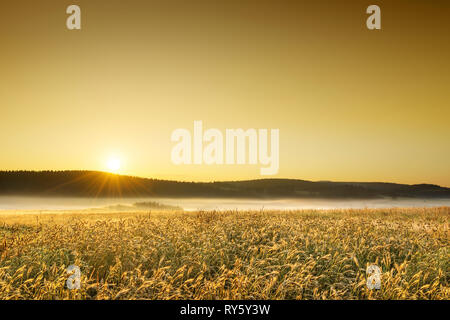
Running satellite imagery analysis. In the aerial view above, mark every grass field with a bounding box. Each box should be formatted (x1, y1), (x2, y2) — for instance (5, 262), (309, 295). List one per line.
(0, 207), (448, 300)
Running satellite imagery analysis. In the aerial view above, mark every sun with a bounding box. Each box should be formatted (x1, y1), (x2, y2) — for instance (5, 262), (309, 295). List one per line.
(106, 157), (121, 173)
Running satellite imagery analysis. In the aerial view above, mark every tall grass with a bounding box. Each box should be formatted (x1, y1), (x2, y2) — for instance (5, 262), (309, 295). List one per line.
(0, 207), (448, 299)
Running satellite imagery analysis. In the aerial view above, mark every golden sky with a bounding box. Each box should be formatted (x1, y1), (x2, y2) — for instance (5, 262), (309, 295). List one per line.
(0, 0), (449, 186)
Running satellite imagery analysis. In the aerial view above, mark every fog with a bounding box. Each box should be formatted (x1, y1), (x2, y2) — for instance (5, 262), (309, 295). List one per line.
(0, 196), (449, 212)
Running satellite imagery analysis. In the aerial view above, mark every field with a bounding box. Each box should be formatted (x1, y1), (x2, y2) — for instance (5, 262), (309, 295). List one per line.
(0, 207), (448, 300)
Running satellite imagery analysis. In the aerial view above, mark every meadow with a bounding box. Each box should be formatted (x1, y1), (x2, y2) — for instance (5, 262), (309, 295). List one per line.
(0, 207), (448, 300)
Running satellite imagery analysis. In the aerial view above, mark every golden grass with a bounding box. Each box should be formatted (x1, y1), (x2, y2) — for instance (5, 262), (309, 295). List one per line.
(0, 207), (448, 300)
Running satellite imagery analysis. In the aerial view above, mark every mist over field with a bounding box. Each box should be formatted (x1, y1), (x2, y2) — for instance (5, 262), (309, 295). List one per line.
(1, 196), (450, 212)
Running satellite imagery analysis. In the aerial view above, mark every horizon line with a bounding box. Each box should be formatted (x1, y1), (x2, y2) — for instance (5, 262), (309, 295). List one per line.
(1, 169), (448, 189)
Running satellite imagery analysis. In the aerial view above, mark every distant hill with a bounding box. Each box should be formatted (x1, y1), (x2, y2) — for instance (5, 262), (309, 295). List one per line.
(0, 171), (449, 199)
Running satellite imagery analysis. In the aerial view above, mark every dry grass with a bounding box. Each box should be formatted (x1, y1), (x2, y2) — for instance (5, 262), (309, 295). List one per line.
(0, 207), (448, 300)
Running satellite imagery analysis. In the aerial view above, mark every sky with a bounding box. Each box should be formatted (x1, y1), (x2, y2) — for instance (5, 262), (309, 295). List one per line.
(0, 0), (449, 186)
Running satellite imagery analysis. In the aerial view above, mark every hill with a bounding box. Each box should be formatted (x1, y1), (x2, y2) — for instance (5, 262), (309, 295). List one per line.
(0, 170), (449, 199)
